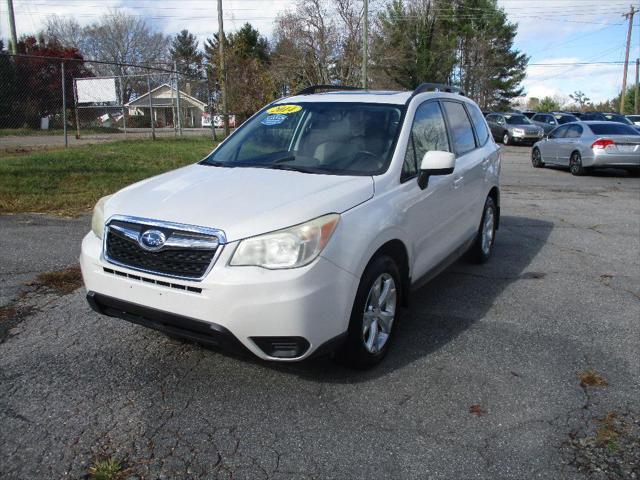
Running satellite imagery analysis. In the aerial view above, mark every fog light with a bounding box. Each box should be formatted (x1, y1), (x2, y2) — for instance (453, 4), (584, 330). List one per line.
(251, 337), (310, 358)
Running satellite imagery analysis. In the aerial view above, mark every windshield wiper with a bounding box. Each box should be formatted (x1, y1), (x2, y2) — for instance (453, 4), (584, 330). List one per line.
(201, 160), (230, 167)
(261, 164), (320, 174)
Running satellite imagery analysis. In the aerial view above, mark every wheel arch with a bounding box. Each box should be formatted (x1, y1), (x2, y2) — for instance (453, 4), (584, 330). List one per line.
(367, 239), (411, 307)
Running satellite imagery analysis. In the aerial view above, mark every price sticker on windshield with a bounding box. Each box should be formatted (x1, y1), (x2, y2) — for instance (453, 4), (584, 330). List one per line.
(267, 105), (302, 115)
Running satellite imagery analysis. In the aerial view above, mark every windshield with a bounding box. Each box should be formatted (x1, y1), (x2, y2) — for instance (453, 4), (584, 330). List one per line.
(556, 115), (578, 124)
(603, 114), (633, 125)
(589, 123), (639, 135)
(202, 102), (404, 175)
(505, 114), (531, 125)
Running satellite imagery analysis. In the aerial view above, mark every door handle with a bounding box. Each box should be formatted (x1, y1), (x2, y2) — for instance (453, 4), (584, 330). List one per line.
(453, 177), (464, 189)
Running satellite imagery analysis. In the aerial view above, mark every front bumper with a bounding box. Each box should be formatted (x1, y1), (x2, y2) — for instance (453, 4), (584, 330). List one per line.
(80, 232), (358, 361)
(511, 134), (542, 143)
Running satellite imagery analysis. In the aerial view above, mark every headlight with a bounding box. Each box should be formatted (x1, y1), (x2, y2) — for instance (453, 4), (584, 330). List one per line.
(512, 128), (524, 136)
(230, 214), (340, 269)
(91, 195), (112, 239)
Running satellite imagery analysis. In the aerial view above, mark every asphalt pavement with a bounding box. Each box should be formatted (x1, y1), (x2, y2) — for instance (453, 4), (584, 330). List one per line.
(0, 146), (638, 479)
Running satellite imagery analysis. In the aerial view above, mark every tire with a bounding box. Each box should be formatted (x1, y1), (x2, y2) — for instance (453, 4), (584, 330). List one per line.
(503, 132), (511, 145)
(569, 151), (587, 176)
(467, 196), (497, 264)
(626, 168), (640, 177)
(531, 147), (544, 168)
(337, 255), (402, 369)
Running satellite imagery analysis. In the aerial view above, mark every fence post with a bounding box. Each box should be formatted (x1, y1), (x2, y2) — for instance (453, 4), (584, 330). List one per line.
(174, 62), (183, 136)
(119, 76), (127, 138)
(146, 69), (156, 140)
(170, 72), (177, 137)
(73, 77), (81, 139)
(206, 81), (217, 142)
(61, 61), (68, 148)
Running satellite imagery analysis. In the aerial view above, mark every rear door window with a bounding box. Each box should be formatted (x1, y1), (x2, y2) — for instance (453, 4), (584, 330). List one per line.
(441, 101), (476, 155)
(565, 125), (583, 138)
(466, 103), (490, 146)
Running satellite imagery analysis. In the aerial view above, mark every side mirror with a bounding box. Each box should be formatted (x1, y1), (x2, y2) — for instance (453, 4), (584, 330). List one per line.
(418, 151), (455, 190)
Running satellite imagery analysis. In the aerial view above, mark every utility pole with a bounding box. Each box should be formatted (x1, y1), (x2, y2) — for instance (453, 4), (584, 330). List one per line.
(362, 0), (368, 89)
(635, 58), (639, 115)
(620, 5), (636, 114)
(7, 0), (18, 54)
(218, 0), (229, 137)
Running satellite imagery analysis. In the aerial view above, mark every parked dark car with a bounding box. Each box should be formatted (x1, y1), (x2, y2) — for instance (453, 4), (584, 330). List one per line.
(581, 112), (640, 133)
(531, 112), (579, 134)
(627, 114), (640, 126)
(522, 110), (537, 119)
(486, 112), (544, 145)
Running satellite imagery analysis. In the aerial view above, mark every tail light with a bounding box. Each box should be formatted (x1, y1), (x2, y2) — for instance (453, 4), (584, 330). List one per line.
(591, 138), (614, 149)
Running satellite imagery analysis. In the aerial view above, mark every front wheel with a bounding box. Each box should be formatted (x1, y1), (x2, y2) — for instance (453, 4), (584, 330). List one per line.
(569, 151), (587, 176)
(531, 147), (544, 168)
(337, 255), (401, 369)
(503, 132), (511, 145)
(467, 196), (497, 264)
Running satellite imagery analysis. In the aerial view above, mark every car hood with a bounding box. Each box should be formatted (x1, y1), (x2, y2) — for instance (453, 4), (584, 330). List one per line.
(104, 164), (374, 242)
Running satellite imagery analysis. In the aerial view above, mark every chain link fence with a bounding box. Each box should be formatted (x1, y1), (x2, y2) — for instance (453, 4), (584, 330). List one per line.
(0, 53), (236, 148)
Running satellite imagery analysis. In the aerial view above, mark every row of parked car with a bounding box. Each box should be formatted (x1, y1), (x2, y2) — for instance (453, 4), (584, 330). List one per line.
(482, 110), (640, 176)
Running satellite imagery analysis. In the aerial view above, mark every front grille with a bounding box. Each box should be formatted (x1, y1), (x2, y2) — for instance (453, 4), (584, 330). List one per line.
(104, 218), (221, 280)
(103, 267), (203, 293)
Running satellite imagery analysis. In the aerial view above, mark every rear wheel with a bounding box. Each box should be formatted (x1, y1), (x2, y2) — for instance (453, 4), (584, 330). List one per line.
(467, 196), (497, 264)
(531, 147), (544, 168)
(337, 255), (401, 369)
(569, 151), (587, 176)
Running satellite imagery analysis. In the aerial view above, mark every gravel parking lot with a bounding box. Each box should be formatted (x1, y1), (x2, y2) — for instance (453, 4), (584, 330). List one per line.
(1, 146), (638, 479)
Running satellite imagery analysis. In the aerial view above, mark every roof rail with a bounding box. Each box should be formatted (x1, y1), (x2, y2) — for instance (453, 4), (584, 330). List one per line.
(295, 84), (363, 95)
(411, 83), (465, 97)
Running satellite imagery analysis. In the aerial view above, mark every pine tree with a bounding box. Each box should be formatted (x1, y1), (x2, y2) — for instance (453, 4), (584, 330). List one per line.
(170, 30), (204, 78)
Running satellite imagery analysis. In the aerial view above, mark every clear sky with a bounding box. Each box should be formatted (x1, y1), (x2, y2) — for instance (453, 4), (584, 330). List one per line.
(1, 0), (638, 103)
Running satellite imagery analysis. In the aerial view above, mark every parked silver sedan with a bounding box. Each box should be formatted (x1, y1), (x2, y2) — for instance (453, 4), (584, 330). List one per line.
(531, 121), (640, 176)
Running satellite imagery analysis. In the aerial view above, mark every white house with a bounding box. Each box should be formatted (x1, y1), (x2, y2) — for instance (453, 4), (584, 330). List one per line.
(125, 84), (207, 128)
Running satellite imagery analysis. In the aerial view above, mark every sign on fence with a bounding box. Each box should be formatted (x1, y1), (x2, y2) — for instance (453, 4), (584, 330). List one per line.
(76, 78), (118, 104)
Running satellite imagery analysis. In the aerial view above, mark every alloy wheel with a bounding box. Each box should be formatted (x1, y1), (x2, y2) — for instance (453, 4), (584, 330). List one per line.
(362, 273), (397, 353)
(481, 206), (495, 255)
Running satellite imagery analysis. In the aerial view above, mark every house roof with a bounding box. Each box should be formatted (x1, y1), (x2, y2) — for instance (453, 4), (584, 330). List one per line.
(125, 84), (207, 109)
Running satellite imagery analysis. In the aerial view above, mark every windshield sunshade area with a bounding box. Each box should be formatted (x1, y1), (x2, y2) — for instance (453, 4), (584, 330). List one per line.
(202, 102), (405, 175)
(504, 114), (531, 125)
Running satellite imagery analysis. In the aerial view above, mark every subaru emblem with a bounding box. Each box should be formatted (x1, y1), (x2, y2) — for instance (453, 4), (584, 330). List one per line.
(139, 229), (166, 251)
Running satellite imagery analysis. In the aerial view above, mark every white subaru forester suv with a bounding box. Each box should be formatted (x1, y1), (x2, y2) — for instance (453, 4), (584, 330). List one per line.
(81, 84), (501, 368)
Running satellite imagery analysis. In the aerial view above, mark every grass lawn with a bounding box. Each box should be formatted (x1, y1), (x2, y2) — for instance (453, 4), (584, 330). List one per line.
(0, 137), (217, 215)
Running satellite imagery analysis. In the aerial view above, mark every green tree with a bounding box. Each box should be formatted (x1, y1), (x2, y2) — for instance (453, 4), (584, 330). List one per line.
(616, 85), (638, 115)
(370, 0), (527, 109)
(170, 29), (204, 78)
(537, 96), (562, 112)
(569, 90), (591, 111)
(371, 0), (456, 89)
(452, 0), (528, 110)
(205, 23), (275, 121)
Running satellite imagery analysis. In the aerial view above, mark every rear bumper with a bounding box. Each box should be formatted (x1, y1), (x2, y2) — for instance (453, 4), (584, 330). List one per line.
(586, 151), (640, 168)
